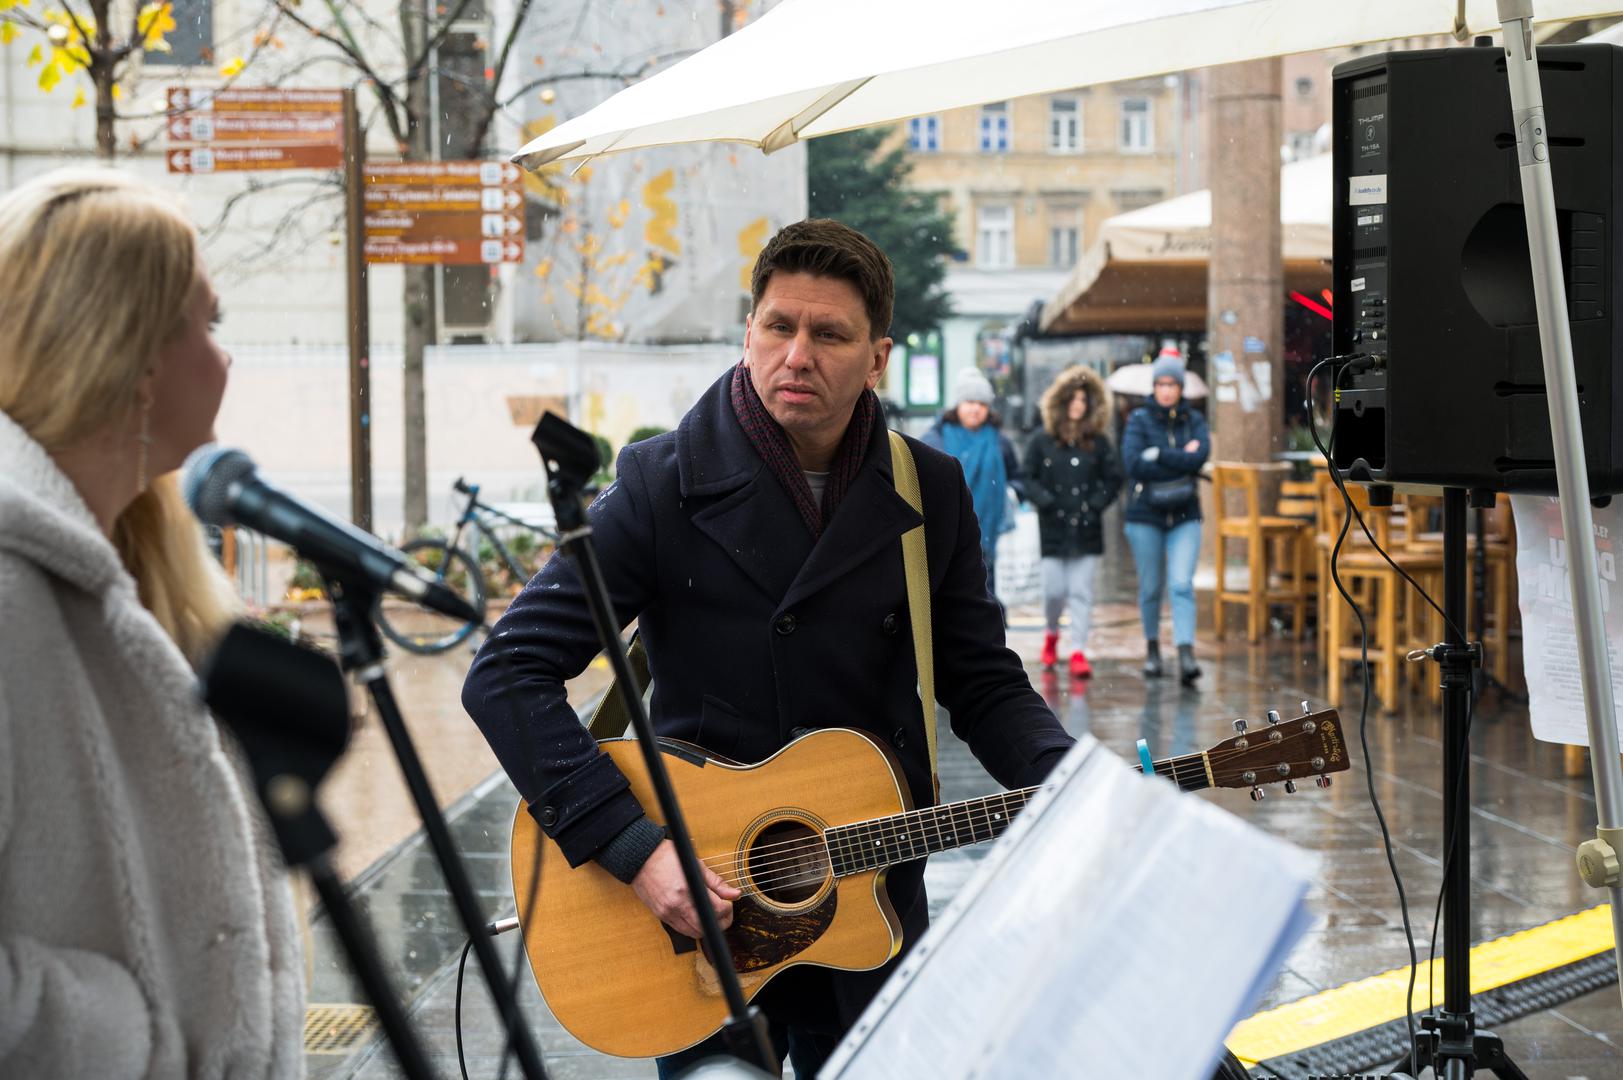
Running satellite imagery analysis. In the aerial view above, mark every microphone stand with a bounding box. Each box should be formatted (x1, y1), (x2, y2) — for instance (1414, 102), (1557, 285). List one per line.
(202, 622), (438, 1080)
(529, 414), (778, 1073)
(318, 572), (550, 1080)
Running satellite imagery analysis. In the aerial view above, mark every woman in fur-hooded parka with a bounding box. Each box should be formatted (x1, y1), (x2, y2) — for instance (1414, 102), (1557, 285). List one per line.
(1023, 366), (1123, 675)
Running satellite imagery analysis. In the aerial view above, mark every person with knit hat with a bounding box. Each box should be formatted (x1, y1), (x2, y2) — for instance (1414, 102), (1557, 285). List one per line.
(922, 367), (1023, 610)
(1121, 347), (1210, 685)
(1023, 365), (1122, 679)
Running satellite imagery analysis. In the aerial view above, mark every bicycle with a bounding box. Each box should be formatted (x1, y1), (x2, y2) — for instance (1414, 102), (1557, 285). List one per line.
(377, 477), (559, 655)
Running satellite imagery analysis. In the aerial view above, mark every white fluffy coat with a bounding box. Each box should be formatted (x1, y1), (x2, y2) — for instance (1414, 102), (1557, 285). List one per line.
(0, 410), (304, 1078)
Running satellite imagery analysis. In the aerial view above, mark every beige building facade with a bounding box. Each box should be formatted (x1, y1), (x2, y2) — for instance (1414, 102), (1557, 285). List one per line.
(899, 77), (1189, 274)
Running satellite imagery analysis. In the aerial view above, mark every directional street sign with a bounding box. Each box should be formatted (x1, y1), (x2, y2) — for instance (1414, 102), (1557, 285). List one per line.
(363, 161), (526, 265)
(166, 87), (344, 173)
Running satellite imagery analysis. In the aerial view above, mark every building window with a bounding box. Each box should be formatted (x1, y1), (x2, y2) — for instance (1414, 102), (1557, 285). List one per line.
(1287, 131), (1317, 160)
(1048, 206), (1080, 267)
(979, 102), (1010, 153)
(143, 0), (213, 66)
(1120, 97), (1153, 152)
(1113, 188), (1165, 212)
(977, 204), (1014, 268)
(908, 115), (940, 152)
(1295, 76), (1315, 97)
(1049, 97), (1080, 153)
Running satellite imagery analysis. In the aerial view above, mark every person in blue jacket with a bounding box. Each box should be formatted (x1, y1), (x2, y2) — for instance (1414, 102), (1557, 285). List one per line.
(921, 369), (1022, 608)
(1120, 349), (1210, 684)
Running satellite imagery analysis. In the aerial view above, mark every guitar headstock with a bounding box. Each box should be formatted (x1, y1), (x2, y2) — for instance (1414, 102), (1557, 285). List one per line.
(1205, 705), (1347, 800)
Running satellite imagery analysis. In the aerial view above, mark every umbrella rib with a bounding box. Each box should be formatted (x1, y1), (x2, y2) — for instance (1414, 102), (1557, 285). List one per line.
(761, 77), (872, 154)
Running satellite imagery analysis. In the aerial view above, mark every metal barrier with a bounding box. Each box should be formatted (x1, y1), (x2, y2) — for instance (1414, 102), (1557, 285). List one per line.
(205, 524), (274, 608)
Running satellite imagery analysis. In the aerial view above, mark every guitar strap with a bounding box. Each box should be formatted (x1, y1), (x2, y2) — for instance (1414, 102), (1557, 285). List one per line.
(584, 431), (939, 799)
(888, 429), (939, 798)
(586, 632), (649, 740)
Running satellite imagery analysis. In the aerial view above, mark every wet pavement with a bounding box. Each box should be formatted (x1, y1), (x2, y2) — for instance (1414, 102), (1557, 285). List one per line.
(303, 581), (1622, 1079)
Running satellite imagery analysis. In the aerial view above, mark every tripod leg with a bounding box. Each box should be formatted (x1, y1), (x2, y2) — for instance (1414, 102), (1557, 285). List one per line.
(1477, 1034), (1532, 1080)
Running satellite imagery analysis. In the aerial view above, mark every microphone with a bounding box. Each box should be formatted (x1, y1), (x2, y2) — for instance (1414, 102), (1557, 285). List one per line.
(183, 445), (481, 625)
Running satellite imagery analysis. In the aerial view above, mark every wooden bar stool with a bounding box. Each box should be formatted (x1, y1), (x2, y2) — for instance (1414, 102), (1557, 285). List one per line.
(1211, 462), (1313, 643)
(1318, 481), (1442, 713)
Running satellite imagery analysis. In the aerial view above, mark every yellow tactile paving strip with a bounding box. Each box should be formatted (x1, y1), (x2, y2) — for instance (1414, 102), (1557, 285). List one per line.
(1227, 904), (1617, 1065)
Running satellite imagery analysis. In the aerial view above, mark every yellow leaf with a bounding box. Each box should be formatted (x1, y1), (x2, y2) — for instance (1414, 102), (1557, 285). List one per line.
(0, 22), (16, 44)
(111, 83), (122, 99)
(26, 42), (41, 65)
(37, 60), (59, 92)
(138, 2), (176, 50)
(71, 86), (85, 108)
(218, 56), (245, 77)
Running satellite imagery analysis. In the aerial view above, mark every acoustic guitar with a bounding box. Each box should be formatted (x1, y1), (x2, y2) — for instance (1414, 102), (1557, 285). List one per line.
(509, 707), (1346, 1058)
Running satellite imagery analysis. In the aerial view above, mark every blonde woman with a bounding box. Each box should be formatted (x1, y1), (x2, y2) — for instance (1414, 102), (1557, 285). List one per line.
(0, 170), (304, 1077)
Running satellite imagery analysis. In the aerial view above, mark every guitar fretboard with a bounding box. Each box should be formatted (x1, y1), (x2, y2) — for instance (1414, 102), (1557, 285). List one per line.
(823, 750), (1210, 876)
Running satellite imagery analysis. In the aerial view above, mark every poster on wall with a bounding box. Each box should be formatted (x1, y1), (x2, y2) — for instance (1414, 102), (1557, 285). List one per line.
(909, 353), (942, 407)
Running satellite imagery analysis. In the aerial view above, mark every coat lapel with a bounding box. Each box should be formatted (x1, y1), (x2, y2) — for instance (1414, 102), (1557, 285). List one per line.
(678, 369), (811, 603)
(780, 428), (923, 612)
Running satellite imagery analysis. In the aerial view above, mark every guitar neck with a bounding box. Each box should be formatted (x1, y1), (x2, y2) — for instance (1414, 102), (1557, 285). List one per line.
(824, 750), (1211, 876)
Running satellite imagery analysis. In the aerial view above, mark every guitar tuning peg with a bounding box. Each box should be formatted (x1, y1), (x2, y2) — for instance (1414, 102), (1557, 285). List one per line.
(1249, 786), (1266, 802)
(1301, 700), (1311, 715)
(1232, 718), (1248, 735)
(1316, 775), (1333, 790)
(1267, 709), (1281, 726)
(1284, 780), (1297, 794)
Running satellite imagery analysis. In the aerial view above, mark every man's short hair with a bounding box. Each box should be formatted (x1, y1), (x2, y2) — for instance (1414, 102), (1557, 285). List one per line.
(750, 219), (895, 340)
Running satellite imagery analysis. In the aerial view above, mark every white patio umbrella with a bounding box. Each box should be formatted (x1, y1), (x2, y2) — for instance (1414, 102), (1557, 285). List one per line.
(1107, 360), (1211, 400)
(513, 0), (1621, 168)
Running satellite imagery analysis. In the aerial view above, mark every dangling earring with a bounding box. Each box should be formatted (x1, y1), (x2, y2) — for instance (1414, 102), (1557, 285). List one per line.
(135, 398), (153, 494)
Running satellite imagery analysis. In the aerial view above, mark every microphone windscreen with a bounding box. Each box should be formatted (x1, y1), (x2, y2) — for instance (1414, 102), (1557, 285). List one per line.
(182, 444), (257, 526)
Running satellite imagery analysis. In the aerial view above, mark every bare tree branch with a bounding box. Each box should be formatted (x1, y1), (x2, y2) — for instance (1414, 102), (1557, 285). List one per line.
(199, 175), (342, 244)
(459, 0), (537, 155)
(274, 0), (406, 143)
(498, 50), (697, 109)
(405, 0), (479, 81)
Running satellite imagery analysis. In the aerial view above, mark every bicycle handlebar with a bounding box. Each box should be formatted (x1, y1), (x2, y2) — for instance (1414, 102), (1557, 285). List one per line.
(453, 477), (476, 496)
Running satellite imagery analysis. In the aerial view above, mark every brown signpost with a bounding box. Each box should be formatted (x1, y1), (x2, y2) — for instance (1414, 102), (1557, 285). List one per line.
(165, 88), (344, 174)
(166, 85), (371, 531)
(363, 161), (525, 265)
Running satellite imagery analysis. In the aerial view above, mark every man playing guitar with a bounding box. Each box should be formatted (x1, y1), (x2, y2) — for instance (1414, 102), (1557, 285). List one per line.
(462, 219), (1075, 1076)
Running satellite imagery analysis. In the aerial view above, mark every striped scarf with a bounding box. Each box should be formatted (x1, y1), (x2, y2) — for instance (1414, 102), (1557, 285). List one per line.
(730, 360), (877, 537)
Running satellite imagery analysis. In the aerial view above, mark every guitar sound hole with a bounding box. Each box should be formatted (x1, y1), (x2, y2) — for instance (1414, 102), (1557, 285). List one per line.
(747, 821), (830, 906)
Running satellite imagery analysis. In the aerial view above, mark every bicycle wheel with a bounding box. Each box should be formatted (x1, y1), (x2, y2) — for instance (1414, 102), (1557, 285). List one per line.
(376, 538), (486, 655)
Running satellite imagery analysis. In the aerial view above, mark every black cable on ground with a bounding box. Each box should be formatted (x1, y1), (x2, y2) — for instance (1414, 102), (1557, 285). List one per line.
(455, 937), (475, 1080)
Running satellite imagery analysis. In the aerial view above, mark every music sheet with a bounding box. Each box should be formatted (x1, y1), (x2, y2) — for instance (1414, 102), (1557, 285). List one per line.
(1509, 494), (1623, 747)
(822, 736), (1316, 1080)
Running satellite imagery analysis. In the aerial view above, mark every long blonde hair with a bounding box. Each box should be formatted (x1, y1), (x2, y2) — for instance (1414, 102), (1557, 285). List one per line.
(0, 168), (238, 663)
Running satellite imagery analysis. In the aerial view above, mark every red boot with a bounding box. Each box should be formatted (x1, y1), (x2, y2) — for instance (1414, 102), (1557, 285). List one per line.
(1040, 631), (1059, 670)
(1069, 650), (1092, 680)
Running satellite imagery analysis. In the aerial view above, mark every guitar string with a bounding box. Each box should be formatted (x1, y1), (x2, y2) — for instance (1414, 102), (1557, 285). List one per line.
(721, 755), (1202, 893)
(713, 752), (1234, 892)
(690, 724), (1333, 878)
(699, 746), (1282, 887)
(703, 793), (1036, 892)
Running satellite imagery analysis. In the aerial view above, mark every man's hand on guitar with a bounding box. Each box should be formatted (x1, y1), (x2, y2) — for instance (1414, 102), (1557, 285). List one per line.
(631, 839), (742, 939)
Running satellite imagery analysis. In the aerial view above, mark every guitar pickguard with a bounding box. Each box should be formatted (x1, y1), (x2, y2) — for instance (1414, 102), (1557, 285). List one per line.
(710, 890), (838, 973)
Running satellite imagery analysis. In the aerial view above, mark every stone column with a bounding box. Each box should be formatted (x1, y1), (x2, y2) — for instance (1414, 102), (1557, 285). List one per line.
(1207, 60), (1284, 465)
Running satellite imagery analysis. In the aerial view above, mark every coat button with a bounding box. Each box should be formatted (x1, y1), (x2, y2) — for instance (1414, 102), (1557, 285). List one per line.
(538, 805), (558, 827)
(891, 727), (909, 749)
(1071, 456), (1081, 466)
(775, 613), (797, 635)
(882, 612), (900, 636)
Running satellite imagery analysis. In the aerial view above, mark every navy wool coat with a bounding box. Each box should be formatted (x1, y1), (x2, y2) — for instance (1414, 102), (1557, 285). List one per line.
(462, 369), (1073, 1026)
